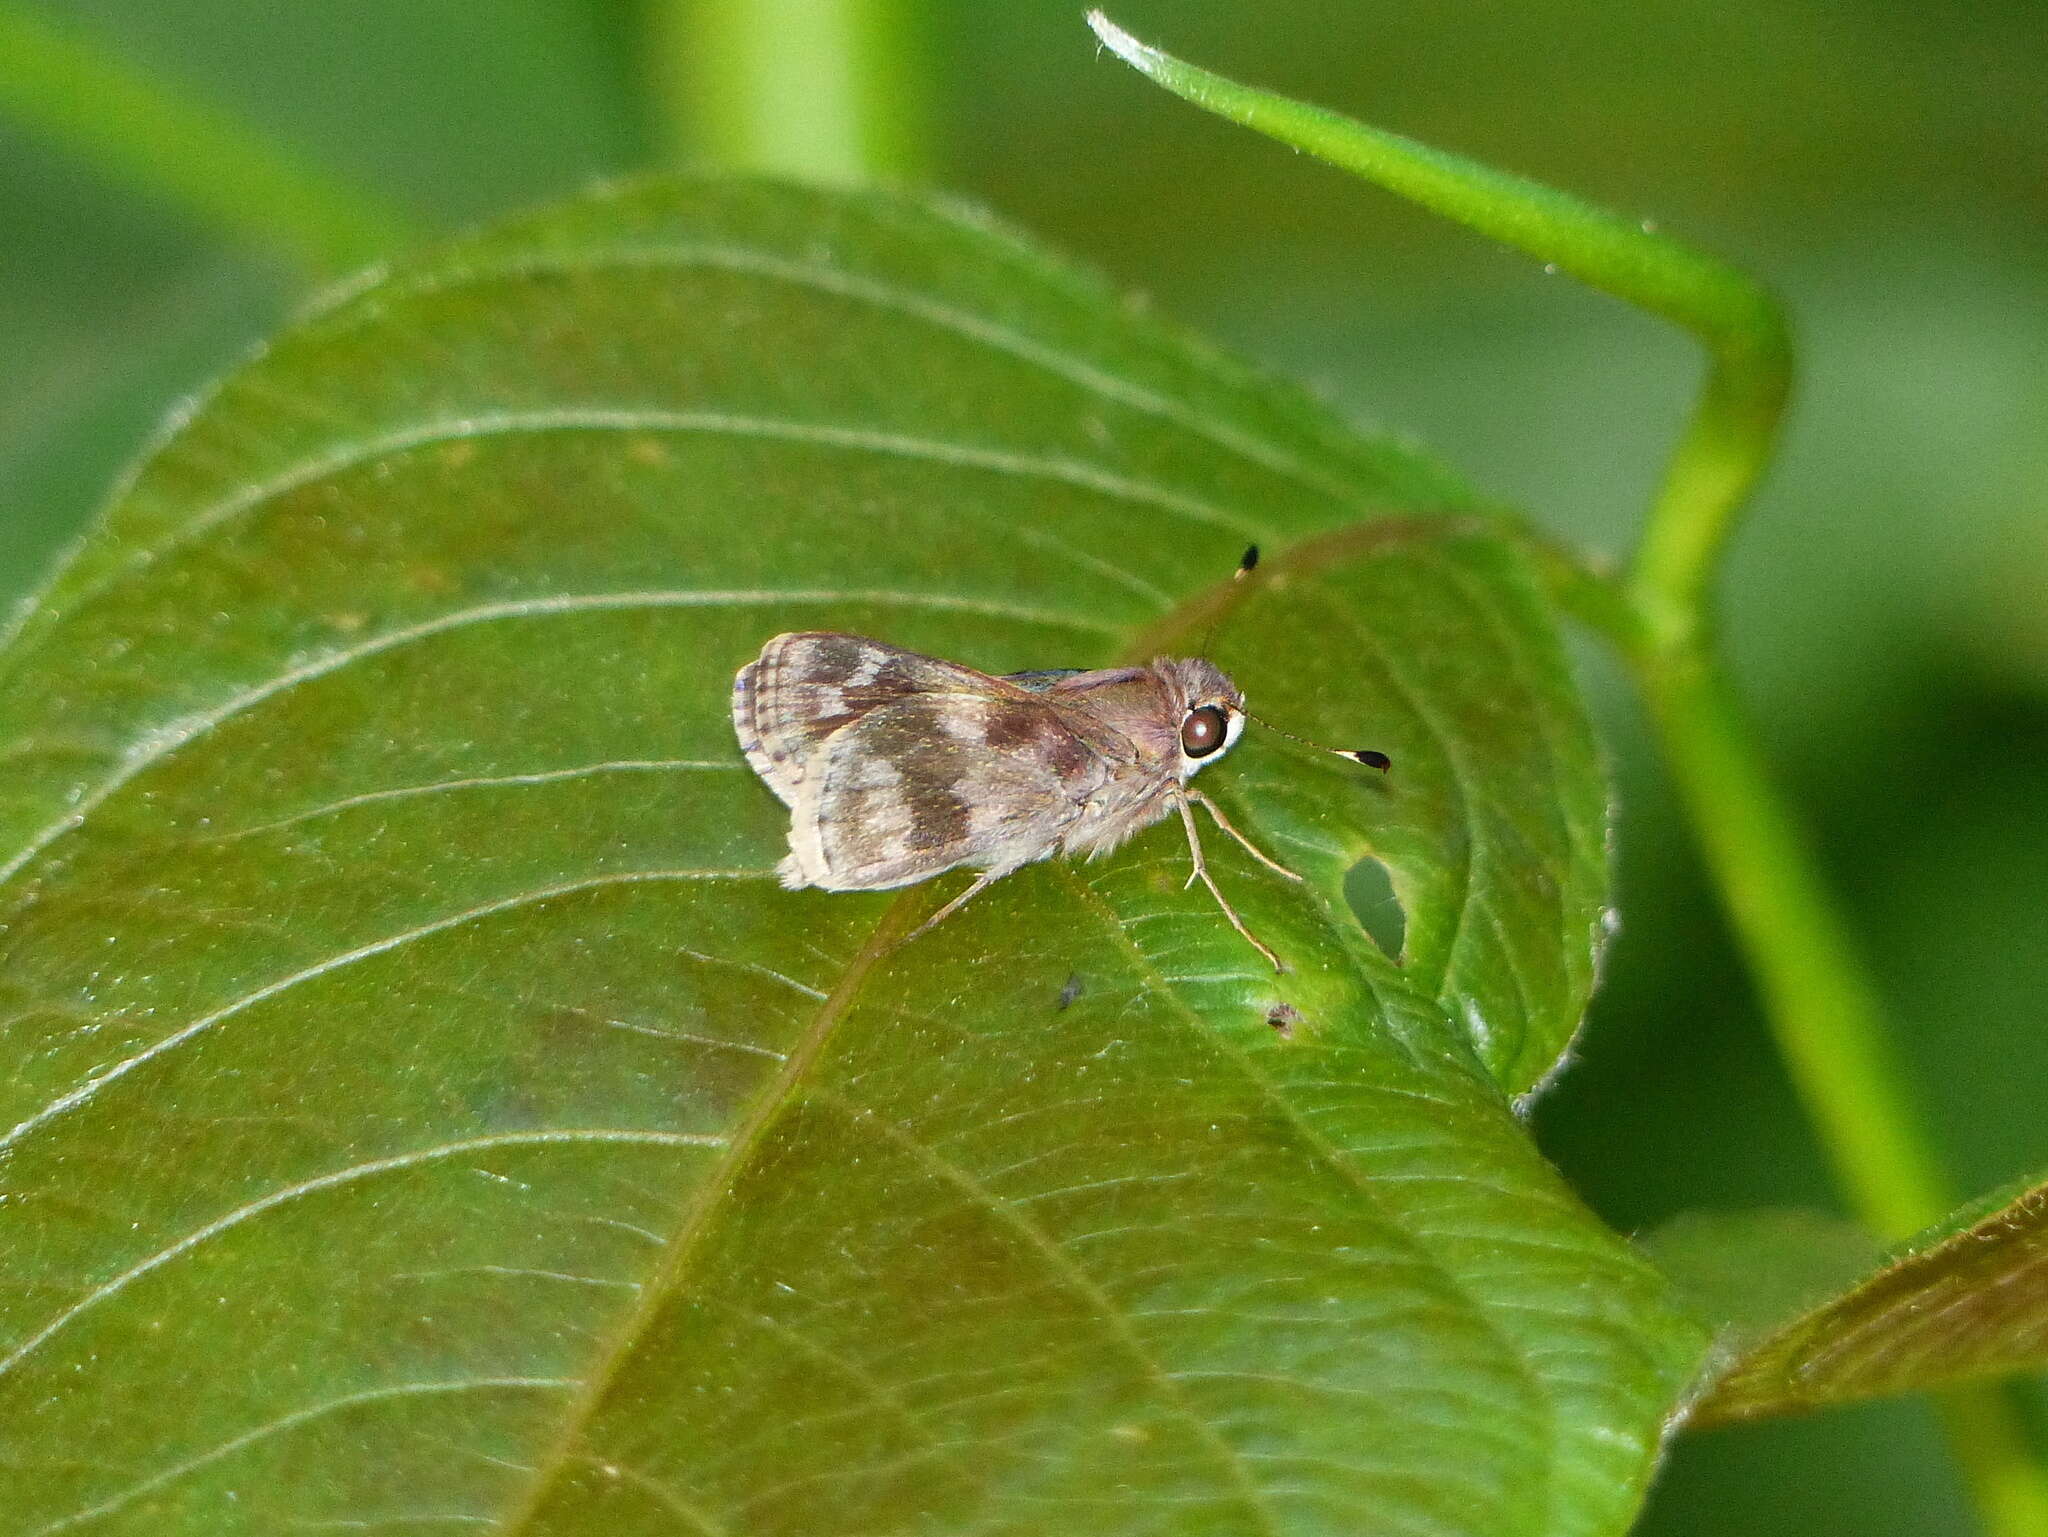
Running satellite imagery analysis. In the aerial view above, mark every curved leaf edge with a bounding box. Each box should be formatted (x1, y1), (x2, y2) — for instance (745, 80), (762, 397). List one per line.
(1665, 1179), (2048, 1427)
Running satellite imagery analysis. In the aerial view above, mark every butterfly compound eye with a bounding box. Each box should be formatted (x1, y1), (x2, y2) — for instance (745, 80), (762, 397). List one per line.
(1181, 705), (1229, 759)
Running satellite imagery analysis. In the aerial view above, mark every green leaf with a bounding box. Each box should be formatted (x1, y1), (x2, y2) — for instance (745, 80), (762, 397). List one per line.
(1692, 1177), (2048, 1427)
(0, 179), (1701, 1536)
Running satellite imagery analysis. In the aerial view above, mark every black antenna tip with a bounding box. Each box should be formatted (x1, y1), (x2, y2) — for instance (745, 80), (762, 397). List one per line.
(1351, 749), (1392, 773)
(1238, 544), (1260, 574)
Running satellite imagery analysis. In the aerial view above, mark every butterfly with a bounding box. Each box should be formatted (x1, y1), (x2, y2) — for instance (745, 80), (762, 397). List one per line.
(731, 626), (1386, 970)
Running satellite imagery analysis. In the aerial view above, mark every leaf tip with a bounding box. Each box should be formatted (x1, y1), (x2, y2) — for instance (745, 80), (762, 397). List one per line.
(1084, 11), (1155, 73)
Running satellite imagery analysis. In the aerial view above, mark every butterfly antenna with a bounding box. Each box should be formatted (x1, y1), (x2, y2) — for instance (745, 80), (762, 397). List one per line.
(1196, 545), (1260, 659)
(1201, 548), (1390, 770)
(1245, 710), (1392, 773)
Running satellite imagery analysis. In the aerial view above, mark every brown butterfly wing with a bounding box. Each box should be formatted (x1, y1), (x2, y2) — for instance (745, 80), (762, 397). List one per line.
(790, 690), (1112, 891)
(732, 632), (1019, 809)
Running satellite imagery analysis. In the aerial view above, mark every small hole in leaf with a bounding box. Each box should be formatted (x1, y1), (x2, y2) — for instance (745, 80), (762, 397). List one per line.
(1344, 857), (1405, 963)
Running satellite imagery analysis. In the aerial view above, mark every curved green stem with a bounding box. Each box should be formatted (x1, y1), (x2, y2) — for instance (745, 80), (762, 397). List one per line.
(1090, 13), (2048, 1528)
(1088, 9), (1792, 652)
(649, 0), (930, 182)
(1532, 526), (1951, 1235)
(0, 2), (410, 276)
(1642, 650), (1950, 1235)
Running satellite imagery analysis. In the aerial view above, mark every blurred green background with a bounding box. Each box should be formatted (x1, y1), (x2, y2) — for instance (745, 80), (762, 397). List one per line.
(2, 1), (2042, 1530)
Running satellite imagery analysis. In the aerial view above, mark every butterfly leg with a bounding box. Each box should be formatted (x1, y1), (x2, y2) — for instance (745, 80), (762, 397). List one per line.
(900, 869), (1002, 947)
(1173, 794), (1285, 972)
(1186, 790), (1305, 882)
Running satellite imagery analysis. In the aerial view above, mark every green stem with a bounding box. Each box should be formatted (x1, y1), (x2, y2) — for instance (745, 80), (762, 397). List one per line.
(1640, 637), (2048, 1534)
(1640, 649), (1950, 1235)
(0, 2), (411, 276)
(1936, 1389), (2048, 1535)
(1089, 14), (2048, 1527)
(649, 0), (930, 182)
(1540, 533), (1953, 1235)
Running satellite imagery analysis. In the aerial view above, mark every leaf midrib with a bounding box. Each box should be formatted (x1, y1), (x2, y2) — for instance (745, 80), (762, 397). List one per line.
(486, 887), (918, 1534)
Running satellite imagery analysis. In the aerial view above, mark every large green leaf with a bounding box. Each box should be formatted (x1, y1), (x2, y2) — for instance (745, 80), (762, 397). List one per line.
(1690, 1178), (2048, 1426)
(0, 180), (1701, 1536)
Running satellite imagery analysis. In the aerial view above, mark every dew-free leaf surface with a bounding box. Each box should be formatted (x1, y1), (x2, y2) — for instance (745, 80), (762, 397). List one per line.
(0, 180), (1702, 1536)
(1692, 1178), (2048, 1426)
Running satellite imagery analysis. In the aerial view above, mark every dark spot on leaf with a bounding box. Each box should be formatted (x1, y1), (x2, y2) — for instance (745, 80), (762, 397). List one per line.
(1265, 1002), (1302, 1037)
(1056, 973), (1084, 1010)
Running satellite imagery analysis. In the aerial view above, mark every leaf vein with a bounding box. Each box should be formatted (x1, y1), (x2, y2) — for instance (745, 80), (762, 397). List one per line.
(31, 1377), (573, 1535)
(1054, 862), (1557, 1533)
(0, 1132), (719, 1382)
(807, 1089), (1289, 1537)
(568, 1459), (730, 1537)
(316, 238), (1378, 512)
(192, 760), (742, 844)
(0, 587), (1108, 894)
(60, 409), (1268, 616)
(0, 868), (767, 1155)
(483, 900), (918, 1534)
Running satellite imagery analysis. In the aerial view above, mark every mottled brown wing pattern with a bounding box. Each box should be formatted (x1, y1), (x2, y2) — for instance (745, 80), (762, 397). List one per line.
(733, 629), (1326, 970)
(786, 691), (1112, 891)
(732, 632), (1019, 809)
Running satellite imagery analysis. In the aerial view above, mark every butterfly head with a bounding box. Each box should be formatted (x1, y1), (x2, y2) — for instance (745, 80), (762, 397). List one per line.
(1160, 657), (1247, 780)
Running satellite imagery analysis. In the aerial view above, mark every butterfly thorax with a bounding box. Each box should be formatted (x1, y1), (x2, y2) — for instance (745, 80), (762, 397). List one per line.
(1026, 658), (1244, 860)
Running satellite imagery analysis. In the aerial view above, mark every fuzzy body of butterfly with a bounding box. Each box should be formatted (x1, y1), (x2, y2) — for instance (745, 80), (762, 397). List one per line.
(731, 591), (1388, 971)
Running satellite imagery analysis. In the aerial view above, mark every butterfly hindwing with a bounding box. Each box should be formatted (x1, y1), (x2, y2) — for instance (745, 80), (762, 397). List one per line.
(789, 690), (1112, 890)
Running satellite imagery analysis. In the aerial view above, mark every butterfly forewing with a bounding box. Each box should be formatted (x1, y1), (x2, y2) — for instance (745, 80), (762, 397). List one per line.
(733, 632), (1018, 809)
